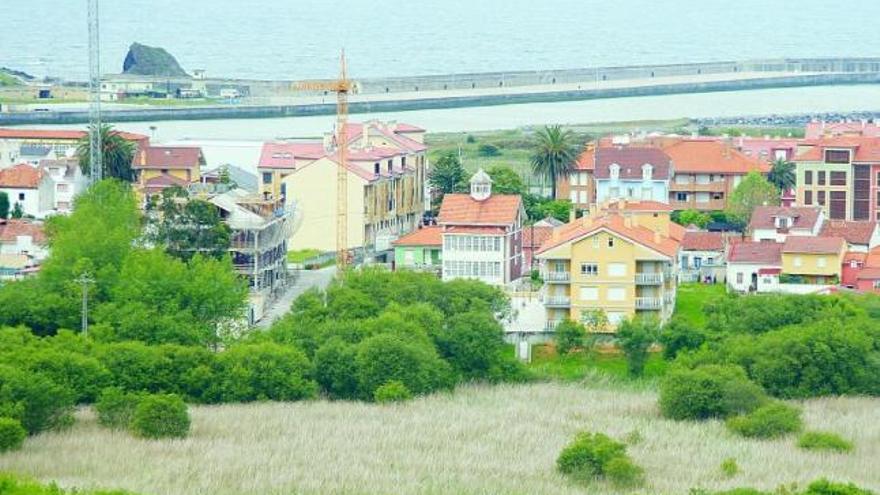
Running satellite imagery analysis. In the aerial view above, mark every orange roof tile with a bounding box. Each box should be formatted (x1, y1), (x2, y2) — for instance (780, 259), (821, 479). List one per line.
(392, 226), (442, 246)
(0, 128), (148, 141)
(727, 242), (783, 264)
(820, 220), (877, 246)
(574, 147), (595, 171)
(0, 219), (46, 244)
(537, 215), (679, 258)
(794, 137), (880, 162)
(0, 164), (42, 188)
(782, 236), (845, 255)
(668, 222), (686, 242)
(681, 231), (724, 251)
(602, 200), (673, 212)
(523, 225), (554, 249)
(437, 194), (522, 226)
(663, 139), (770, 174)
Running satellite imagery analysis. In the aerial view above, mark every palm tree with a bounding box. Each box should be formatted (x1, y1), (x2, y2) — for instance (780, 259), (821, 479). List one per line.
(530, 125), (578, 199)
(77, 124), (138, 182)
(767, 158), (796, 192)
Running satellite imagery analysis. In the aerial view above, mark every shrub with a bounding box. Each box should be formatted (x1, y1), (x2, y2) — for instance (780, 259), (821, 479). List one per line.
(660, 365), (766, 420)
(726, 402), (802, 439)
(374, 381), (412, 403)
(797, 431), (854, 453)
(603, 456), (644, 487)
(28, 351), (112, 403)
(0, 417), (26, 452)
(0, 473), (140, 494)
(433, 311), (505, 380)
(660, 318), (707, 360)
(477, 143), (500, 156)
(131, 394), (190, 439)
(96, 342), (169, 393)
(0, 365), (74, 434)
(314, 338), (359, 400)
(465, 134), (476, 144)
(554, 319), (585, 355)
(720, 457), (739, 477)
(355, 333), (454, 399)
(556, 432), (640, 485)
(95, 387), (143, 429)
(616, 317), (658, 377)
(803, 479), (874, 495)
(209, 343), (317, 402)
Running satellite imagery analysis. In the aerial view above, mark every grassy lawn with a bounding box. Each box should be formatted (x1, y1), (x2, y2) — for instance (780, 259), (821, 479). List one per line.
(674, 283), (727, 328)
(287, 248), (322, 263)
(2, 384), (875, 495)
(528, 346), (668, 383)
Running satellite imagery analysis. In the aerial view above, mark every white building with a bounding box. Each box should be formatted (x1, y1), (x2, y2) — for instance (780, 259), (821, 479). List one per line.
(0, 219), (48, 266)
(749, 206), (824, 243)
(726, 242), (783, 292)
(437, 170), (525, 286)
(0, 164), (53, 218)
(679, 231), (727, 282)
(40, 158), (87, 213)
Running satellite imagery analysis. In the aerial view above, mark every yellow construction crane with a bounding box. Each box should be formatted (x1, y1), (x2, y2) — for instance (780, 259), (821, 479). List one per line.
(294, 50), (353, 268)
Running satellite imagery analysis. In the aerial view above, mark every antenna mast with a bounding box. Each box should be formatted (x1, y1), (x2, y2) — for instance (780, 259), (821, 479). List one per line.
(87, 0), (103, 183)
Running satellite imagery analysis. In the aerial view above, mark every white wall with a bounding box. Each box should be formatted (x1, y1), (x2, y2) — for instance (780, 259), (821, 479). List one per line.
(727, 262), (779, 292)
(0, 187), (40, 218)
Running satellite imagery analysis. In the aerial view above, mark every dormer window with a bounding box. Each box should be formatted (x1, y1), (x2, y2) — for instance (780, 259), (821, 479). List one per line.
(469, 168), (493, 201)
(609, 163), (620, 180)
(825, 149), (851, 164)
(774, 216), (791, 229)
(642, 163), (653, 181)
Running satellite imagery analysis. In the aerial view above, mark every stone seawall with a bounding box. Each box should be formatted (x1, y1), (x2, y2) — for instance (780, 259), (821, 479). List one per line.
(2, 68), (879, 126)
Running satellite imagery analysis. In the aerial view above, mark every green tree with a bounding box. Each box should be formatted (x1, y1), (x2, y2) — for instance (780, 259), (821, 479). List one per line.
(0, 191), (8, 219)
(555, 319), (585, 355)
(486, 165), (525, 195)
(616, 317), (659, 377)
(767, 158), (796, 191)
(530, 125), (579, 199)
(10, 202), (23, 219)
(76, 124), (138, 182)
(428, 151), (468, 199)
(150, 186), (232, 261)
(130, 394), (190, 439)
(725, 171), (780, 228)
(477, 143), (500, 157)
(676, 209), (711, 228)
(524, 196), (572, 222)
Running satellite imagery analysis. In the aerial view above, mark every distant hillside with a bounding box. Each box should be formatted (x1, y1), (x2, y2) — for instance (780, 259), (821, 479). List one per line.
(122, 42), (188, 77)
(0, 67), (30, 86)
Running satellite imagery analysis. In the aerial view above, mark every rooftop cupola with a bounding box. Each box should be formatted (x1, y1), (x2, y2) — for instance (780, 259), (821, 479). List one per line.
(470, 168), (493, 201)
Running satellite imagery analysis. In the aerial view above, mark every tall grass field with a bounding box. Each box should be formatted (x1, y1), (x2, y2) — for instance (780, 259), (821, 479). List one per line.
(1, 382), (876, 495)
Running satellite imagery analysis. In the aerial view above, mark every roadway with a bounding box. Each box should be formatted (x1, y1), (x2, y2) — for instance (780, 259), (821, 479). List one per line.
(255, 266), (336, 328)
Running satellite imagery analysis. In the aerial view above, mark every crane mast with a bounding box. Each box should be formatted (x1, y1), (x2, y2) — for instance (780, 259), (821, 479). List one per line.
(87, 0), (103, 183)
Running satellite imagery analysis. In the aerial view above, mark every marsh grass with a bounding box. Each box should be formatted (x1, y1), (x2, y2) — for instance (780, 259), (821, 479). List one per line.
(0, 383), (876, 495)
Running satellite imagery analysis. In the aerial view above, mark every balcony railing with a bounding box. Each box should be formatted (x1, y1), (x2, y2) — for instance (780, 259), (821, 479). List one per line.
(635, 297), (663, 310)
(544, 295), (571, 307)
(545, 319), (564, 331)
(664, 293), (676, 305)
(544, 271), (571, 283)
(635, 272), (663, 285)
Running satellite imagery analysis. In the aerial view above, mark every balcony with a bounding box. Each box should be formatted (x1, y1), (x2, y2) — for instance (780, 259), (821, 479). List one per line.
(544, 295), (571, 307)
(635, 272), (663, 285)
(635, 297), (663, 310)
(664, 293), (676, 305)
(545, 319), (564, 332)
(544, 271), (571, 283)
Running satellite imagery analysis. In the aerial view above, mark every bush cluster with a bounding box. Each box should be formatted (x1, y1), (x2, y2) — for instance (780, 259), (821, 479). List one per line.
(0, 416), (26, 452)
(692, 479), (875, 495)
(726, 402), (802, 439)
(659, 365), (766, 421)
(797, 431), (854, 453)
(556, 432), (643, 486)
(0, 473), (140, 494)
(131, 394), (190, 439)
(374, 381), (412, 403)
(95, 387), (143, 429)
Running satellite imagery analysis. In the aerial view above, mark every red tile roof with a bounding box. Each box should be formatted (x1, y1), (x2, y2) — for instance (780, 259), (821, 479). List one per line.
(668, 222), (686, 242)
(749, 206), (822, 231)
(820, 220), (877, 246)
(782, 236), (845, 255)
(0, 128), (148, 142)
(794, 137), (880, 162)
(135, 146), (203, 169)
(805, 121), (880, 139)
(574, 147), (595, 171)
(523, 225), (554, 249)
(602, 199), (673, 212)
(443, 226), (507, 235)
(258, 142), (326, 169)
(438, 194), (522, 226)
(734, 137), (801, 162)
(727, 242), (783, 264)
(0, 164), (42, 188)
(143, 173), (190, 188)
(537, 215), (679, 258)
(663, 139), (770, 174)
(594, 147), (671, 179)
(392, 226), (442, 246)
(681, 231), (724, 251)
(0, 219), (46, 244)
(758, 267), (781, 275)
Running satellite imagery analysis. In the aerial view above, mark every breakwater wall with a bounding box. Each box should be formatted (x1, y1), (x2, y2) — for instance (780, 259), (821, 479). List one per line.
(2, 59), (880, 126)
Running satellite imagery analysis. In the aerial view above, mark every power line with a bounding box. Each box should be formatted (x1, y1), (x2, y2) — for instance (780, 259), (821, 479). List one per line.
(87, 0), (103, 184)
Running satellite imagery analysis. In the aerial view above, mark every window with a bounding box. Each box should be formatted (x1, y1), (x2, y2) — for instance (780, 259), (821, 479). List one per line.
(681, 255), (689, 268)
(626, 187), (635, 198)
(580, 263), (598, 276)
(592, 236), (600, 248)
(804, 171), (813, 185)
(579, 287), (598, 300)
(57, 183), (69, 193)
(579, 190), (588, 204)
(641, 188), (652, 200)
(817, 257), (827, 268)
(818, 191), (826, 205)
(261, 171), (273, 185)
(609, 164), (620, 180)
(642, 164), (653, 181)
(818, 171), (826, 185)
(374, 163), (380, 174)
(794, 256), (803, 267)
(874, 280), (880, 289)
(675, 174), (690, 185)
(404, 250), (415, 265)
(607, 312), (626, 325)
(18, 193), (24, 201)
(736, 272), (743, 284)
(676, 192), (688, 202)
(609, 187), (620, 198)
(804, 190), (812, 205)
(607, 287), (626, 301)
(570, 191), (578, 203)
(825, 149), (850, 164)
(830, 191), (847, 219)
(696, 192), (710, 203)
(694, 257), (702, 268)
(696, 174), (710, 185)
(387, 159), (393, 173)
(580, 173), (588, 186)
(706, 257), (714, 266)
(569, 175), (577, 185)
(830, 171), (847, 186)
(607, 263), (626, 277)
(607, 236), (614, 248)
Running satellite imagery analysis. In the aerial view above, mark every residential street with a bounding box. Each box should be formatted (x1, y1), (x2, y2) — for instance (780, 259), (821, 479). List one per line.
(256, 266), (337, 328)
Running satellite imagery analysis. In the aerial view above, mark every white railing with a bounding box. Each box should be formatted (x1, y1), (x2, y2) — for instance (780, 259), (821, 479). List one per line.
(635, 297), (663, 310)
(544, 271), (571, 282)
(545, 319), (564, 331)
(544, 295), (571, 307)
(635, 273), (663, 285)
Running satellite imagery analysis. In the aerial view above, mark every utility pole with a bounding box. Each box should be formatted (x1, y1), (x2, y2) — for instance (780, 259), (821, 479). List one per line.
(87, 0), (103, 184)
(74, 272), (94, 336)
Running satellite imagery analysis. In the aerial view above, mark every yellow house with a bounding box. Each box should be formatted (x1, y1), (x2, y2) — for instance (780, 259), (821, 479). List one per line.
(536, 200), (681, 332)
(132, 146), (205, 204)
(781, 236), (846, 284)
(257, 120), (428, 252)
